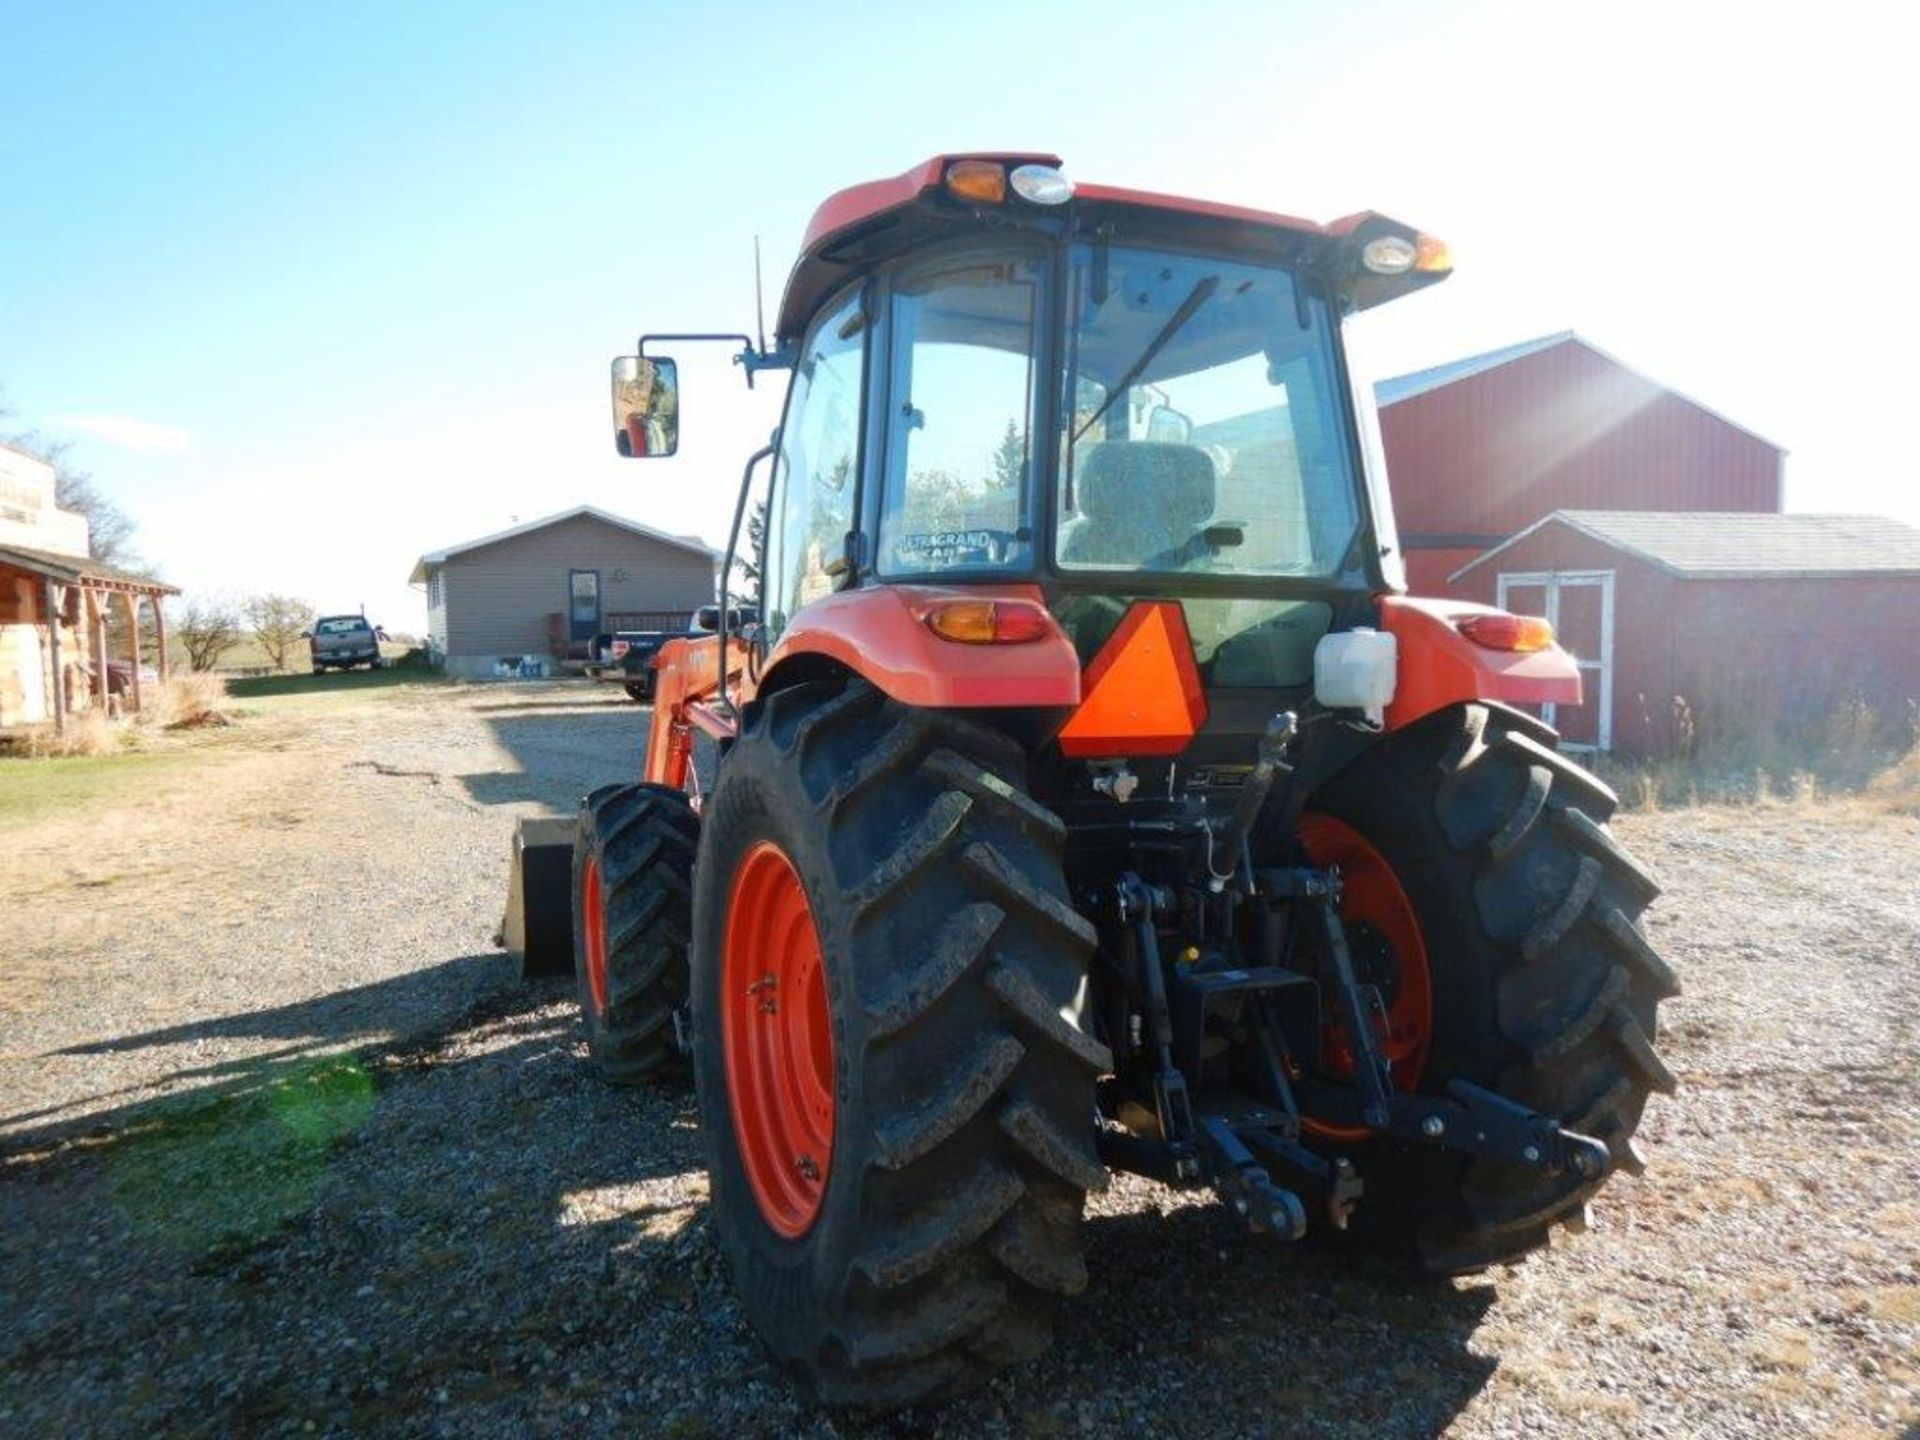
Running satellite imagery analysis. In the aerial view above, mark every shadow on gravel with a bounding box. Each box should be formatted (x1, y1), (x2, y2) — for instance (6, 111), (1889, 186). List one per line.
(4, 960), (1500, 1438)
(46, 954), (512, 1062)
(1, 968), (723, 1435)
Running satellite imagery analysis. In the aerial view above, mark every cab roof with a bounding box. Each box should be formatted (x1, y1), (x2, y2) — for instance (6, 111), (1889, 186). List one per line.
(775, 152), (1420, 342)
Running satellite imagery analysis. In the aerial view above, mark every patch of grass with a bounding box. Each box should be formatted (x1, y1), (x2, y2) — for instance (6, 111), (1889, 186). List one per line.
(1598, 695), (1918, 810)
(225, 663), (446, 701)
(0, 747), (211, 826)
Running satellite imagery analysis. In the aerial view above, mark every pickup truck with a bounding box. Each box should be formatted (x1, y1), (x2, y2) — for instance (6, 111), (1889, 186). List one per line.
(309, 614), (386, 672)
(586, 606), (752, 702)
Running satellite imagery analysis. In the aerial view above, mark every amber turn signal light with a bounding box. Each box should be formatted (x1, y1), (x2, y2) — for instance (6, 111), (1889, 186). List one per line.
(924, 599), (1050, 645)
(945, 160), (1007, 204)
(1457, 613), (1555, 653)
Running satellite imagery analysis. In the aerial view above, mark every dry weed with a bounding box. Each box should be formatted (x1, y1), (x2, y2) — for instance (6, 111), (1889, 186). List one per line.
(21, 709), (124, 758)
(140, 674), (233, 730)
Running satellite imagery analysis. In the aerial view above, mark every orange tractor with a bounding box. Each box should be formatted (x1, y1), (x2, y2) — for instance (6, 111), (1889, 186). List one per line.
(509, 153), (1676, 1406)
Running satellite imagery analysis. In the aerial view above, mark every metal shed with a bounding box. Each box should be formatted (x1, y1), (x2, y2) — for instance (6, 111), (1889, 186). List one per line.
(1449, 511), (1920, 755)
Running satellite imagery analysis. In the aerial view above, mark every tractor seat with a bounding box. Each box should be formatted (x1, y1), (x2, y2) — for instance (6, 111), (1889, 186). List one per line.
(1060, 442), (1217, 568)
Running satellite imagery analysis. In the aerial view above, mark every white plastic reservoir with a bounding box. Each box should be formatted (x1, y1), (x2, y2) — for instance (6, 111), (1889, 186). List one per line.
(1313, 627), (1398, 726)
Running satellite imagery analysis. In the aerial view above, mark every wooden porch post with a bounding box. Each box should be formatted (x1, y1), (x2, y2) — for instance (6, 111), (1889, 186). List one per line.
(154, 593), (170, 683)
(122, 590), (143, 713)
(90, 588), (108, 705)
(45, 577), (66, 733)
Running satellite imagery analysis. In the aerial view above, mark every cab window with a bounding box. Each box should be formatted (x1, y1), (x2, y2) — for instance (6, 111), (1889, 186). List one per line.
(765, 291), (866, 639)
(877, 250), (1042, 575)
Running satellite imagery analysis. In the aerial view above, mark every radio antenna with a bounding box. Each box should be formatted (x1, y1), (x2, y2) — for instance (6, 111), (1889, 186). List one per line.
(753, 235), (768, 357)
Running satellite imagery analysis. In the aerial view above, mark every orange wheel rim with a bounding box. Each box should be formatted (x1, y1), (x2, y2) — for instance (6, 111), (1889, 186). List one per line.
(1296, 812), (1432, 1142)
(582, 855), (609, 1014)
(721, 841), (834, 1238)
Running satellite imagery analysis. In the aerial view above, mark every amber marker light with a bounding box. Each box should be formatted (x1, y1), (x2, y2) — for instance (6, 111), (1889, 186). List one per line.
(1414, 233), (1453, 274)
(1457, 613), (1556, 653)
(945, 160), (1007, 204)
(924, 599), (1050, 645)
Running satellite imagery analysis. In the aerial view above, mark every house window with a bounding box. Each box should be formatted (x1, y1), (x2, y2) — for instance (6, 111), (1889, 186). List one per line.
(428, 570), (443, 608)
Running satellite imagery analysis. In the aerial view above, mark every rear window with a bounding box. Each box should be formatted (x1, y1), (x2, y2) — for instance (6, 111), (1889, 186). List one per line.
(315, 617), (369, 635)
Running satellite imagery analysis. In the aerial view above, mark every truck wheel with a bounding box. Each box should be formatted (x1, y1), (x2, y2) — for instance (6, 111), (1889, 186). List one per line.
(573, 781), (699, 1083)
(623, 680), (650, 703)
(690, 680), (1108, 1406)
(1292, 702), (1678, 1272)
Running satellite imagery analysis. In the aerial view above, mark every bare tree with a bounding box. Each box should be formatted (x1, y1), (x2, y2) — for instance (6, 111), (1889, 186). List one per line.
(246, 594), (316, 671)
(177, 598), (244, 672)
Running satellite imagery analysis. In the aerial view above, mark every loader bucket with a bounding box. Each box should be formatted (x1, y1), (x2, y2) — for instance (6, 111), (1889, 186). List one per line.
(500, 815), (577, 980)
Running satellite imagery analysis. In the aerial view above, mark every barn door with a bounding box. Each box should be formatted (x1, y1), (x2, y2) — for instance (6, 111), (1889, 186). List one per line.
(1496, 570), (1614, 752)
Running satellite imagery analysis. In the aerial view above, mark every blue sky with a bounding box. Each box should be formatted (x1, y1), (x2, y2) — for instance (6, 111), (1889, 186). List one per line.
(2, 0), (1910, 630)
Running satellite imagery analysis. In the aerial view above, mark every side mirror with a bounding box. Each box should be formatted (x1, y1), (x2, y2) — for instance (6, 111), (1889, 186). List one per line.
(610, 355), (679, 458)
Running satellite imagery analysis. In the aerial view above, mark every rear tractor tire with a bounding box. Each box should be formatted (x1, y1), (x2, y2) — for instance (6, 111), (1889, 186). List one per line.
(1295, 702), (1679, 1273)
(573, 781), (699, 1083)
(690, 680), (1109, 1406)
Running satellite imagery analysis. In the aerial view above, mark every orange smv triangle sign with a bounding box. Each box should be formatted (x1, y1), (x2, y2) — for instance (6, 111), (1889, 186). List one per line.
(1057, 601), (1208, 759)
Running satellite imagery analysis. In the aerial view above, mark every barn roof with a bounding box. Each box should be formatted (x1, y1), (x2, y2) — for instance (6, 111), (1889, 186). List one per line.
(1375, 331), (1784, 453)
(409, 504), (718, 584)
(1373, 332), (1574, 406)
(1452, 510), (1920, 582)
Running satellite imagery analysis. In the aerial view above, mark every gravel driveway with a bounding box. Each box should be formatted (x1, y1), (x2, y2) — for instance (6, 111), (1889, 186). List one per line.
(2, 680), (1915, 1438)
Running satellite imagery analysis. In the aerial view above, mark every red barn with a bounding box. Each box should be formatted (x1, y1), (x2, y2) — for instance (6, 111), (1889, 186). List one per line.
(1377, 333), (1786, 595)
(1448, 512), (1920, 755)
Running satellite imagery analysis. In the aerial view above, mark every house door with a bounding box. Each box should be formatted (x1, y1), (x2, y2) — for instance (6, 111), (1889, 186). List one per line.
(568, 570), (602, 644)
(1496, 570), (1615, 751)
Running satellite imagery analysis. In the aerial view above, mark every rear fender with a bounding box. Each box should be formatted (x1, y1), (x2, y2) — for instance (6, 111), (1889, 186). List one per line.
(1377, 595), (1581, 731)
(756, 584), (1081, 710)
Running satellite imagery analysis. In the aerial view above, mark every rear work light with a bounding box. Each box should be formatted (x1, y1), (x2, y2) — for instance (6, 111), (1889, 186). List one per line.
(1009, 164), (1073, 205)
(1361, 232), (1453, 276)
(923, 599), (1051, 645)
(1457, 613), (1556, 653)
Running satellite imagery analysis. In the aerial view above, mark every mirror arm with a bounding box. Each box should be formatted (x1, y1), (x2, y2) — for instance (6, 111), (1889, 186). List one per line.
(716, 442), (776, 717)
(637, 333), (795, 389)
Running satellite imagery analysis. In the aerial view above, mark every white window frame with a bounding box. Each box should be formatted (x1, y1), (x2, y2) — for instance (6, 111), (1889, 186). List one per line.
(1496, 568), (1615, 753)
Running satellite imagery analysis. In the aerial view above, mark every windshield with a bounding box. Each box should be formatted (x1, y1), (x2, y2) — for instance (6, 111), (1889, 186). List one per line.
(1055, 245), (1362, 579)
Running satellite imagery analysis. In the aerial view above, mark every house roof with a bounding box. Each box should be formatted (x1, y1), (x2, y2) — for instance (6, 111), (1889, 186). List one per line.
(409, 504), (719, 584)
(0, 543), (180, 594)
(1451, 510), (1920, 583)
(1374, 331), (1785, 453)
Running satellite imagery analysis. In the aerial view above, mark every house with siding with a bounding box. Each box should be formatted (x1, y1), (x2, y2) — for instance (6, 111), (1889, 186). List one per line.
(409, 505), (718, 678)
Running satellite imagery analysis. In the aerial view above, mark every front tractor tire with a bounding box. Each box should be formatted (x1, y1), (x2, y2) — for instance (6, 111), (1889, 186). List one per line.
(573, 782), (699, 1083)
(690, 681), (1109, 1407)
(1299, 702), (1679, 1273)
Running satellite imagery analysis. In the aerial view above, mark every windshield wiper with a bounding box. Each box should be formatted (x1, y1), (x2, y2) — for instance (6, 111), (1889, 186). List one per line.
(1072, 274), (1219, 446)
